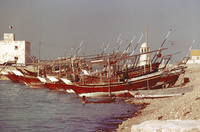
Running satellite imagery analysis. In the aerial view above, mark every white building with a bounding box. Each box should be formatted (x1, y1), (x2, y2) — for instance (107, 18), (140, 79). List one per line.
(139, 42), (150, 66)
(0, 33), (32, 65)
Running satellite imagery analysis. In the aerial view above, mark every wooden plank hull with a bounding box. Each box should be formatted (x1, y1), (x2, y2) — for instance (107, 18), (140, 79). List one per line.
(83, 97), (116, 104)
(45, 82), (71, 91)
(20, 75), (46, 88)
(159, 74), (179, 83)
(81, 63), (160, 84)
(4, 73), (22, 83)
(123, 63), (160, 79)
(159, 74), (179, 88)
(23, 69), (38, 77)
(69, 71), (162, 97)
(159, 68), (185, 88)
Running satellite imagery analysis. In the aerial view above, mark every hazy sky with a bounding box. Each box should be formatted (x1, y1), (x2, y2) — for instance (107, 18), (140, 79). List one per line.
(0, 0), (199, 62)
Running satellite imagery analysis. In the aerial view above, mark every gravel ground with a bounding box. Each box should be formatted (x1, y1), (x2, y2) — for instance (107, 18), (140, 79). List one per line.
(117, 64), (200, 132)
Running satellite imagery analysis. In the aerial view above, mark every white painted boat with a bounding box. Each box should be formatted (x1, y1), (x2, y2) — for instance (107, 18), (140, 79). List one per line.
(129, 86), (193, 98)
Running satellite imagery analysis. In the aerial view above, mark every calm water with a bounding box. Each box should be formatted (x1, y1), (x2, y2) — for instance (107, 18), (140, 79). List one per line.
(0, 81), (138, 132)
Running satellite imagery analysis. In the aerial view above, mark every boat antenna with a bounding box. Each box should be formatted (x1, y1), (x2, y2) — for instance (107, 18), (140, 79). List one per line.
(76, 41), (83, 55)
(130, 34), (144, 55)
(113, 34), (121, 52)
(160, 29), (172, 49)
(151, 29), (172, 63)
(116, 40), (123, 53)
(100, 43), (110, 55)
(186, 39), (195, 57)
(122, 34), (137, 56)
(82, 42), (87, 56)
(98, 43), (105, 56)
(69, 47), (73, 57)
(71, 45), (76, 56)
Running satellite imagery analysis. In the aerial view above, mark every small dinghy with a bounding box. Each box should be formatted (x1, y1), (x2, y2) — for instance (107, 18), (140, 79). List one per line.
(82, 96), (116, 104)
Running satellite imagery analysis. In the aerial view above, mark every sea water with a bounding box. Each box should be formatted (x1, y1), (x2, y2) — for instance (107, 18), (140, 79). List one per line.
(0, 81), (138, 132)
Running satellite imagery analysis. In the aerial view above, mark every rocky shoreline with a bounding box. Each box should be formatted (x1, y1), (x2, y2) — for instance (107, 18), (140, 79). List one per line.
(117, 64), (200, 131)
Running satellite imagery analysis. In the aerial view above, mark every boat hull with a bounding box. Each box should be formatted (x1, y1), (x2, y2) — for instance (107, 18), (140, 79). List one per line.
(69, 71), (162, 97)
(118, 62), (160, 79)
(4, 73), (23, 83)
(20, 75), (46, 88)
(45, 82), (71, 91)
(129, 86), (193, 98)
(159, 68), (185, 88)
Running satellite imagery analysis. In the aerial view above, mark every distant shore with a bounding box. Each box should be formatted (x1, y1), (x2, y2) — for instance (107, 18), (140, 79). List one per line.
(117, 64), (200, 131)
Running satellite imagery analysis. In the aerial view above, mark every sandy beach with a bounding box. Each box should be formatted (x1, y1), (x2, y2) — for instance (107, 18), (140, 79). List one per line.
(117, 64), (200, 131)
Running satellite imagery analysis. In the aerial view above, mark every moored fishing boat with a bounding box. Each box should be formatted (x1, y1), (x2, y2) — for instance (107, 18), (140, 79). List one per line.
(61, 47), (168, 97)
(45, 82), (71, 91)
(67, 70), (162, 97)
(129, 86), (193, 98)
(0, 29), (176, 98)
(82, 96), (116, 104)
(158, 68), (184, 88)
(20, 75), (46, 88)
(1, 69), (25, 83)
(1, 71), (22, 83)
(23, 69), (38, 77)
(157, 56), (189, 88)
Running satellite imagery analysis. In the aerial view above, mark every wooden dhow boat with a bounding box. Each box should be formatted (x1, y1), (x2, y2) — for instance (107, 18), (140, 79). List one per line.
(60, 47), (169, 97)
(44, 76), (72, 91)
(1, 70), (23, 83)
(82, 96), (116, 104)
(156, 56), (189, 88)
(66, 70), (162, 97)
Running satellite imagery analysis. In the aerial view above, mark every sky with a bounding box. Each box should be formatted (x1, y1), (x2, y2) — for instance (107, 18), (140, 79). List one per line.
(0, 0), (200, 62)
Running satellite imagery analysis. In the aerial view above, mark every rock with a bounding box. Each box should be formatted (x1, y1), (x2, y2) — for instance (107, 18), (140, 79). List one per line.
(131, 120), (200, 132)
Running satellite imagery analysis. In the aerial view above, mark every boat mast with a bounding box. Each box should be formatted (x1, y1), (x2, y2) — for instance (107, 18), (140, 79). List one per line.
(146, 27), (150, 90)
(71, 57), (75, 84)
(108, 53), (111, 97)
(146, 27), (148, 64)
(186, 39), (195, 57)
(151, 29), (172, 63)
(130, 34), (144, 56)
(146, 27), (148, 50)
(113, 34), (121, 53)
(122, 34), (137, 55)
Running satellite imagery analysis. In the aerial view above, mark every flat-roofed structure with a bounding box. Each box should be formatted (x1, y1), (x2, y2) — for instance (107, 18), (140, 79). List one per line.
(187, 49), (200, 64)
(0, 33), (31, 65)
